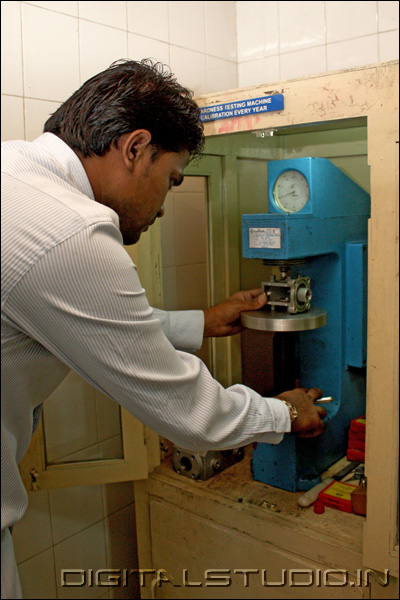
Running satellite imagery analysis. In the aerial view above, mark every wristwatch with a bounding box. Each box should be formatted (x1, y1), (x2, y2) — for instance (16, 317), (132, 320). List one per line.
(280, 400), (298, 424)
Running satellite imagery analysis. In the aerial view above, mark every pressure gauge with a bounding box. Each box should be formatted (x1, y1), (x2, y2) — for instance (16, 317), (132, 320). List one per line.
(273, 170), (310, 213)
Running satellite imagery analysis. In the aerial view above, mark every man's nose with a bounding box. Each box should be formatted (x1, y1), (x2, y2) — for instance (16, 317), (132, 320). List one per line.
(157, 205), (165, 218)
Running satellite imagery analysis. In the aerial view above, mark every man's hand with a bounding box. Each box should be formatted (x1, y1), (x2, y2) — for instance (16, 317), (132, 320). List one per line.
(276, 387), (327, 438)
(203, 289), (267, 338)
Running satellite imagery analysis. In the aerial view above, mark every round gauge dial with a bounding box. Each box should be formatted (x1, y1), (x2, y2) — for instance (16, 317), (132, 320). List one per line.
(273, 170), (310, 213)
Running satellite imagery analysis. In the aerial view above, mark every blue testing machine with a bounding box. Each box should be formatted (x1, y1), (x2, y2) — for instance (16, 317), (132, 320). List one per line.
(241, 157), (370, 492)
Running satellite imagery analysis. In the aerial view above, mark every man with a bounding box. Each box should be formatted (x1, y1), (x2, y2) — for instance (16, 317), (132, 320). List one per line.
(1, 59), (326, 598)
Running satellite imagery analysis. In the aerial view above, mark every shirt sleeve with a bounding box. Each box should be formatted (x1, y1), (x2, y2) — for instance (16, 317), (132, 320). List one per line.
(151, 307), (205, 352)
(5, 222), (291, 453)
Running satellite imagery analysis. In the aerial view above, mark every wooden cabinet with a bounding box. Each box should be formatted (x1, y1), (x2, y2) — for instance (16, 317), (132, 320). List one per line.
(135, 450), (370, 599)
(135, 62), (399, 599)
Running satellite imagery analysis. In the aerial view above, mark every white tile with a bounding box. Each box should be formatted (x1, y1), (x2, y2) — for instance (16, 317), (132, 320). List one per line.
(326, 1), (378, 43)
(280, 46), (327, 81)
(177, 176), (206, 194)
(95, 391), (122, 442)
(168, 1), (206, 53)
(79, 20), (128, 85)
(379, 29), (399, 61)
(236, 1), (268, 61)
(238, 55), (280, 89)
(25, 98), (61, 141)
(378, 1), (399, 31)
(263, 1), (280, 57)
(59, 443), (102, 462)
(1, 1), (23, 96)
(1, 95), (25, 141)
(22, 4), (80, 101)
(18, 548), (57, 599)
(104, 505), (138, 568)
(13, 490), (52, 563)
(128, 32), (170, 65)
(174, 193), (208, 267)
(279, 1), (325, 52)
(206, 56), (238, 94)
(105, 505), (140, 598)
(43, 371), (98, 462)
(169, 46), (207, 96)
(176, 263), (209, 310)
(205, 1), (237, 60)
(49, 484), (104, 545)
(161, 266), (178, 311)
(27, 1), (78, 16)
(160, 192), (176, 268)
(327, 35), (379, 71)
(98, 436), (123, 459)
(127, 1), (169, 42)
(101, 481), (135, 518)
(54, 521), (107, 599)
(78, 1), (127, 30)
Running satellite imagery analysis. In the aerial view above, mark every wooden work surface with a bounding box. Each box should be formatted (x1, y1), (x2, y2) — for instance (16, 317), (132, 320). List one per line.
(152, 445), (364, 549)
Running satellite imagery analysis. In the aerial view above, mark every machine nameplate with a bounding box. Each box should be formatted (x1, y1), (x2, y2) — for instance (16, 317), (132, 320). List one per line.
(200, 94), (284, 122)
(249, 227), (281, 249)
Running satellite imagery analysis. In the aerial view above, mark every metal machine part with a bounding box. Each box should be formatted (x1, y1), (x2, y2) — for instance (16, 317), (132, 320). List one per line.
(263, 273), (312, 313)
(263, 263), (312, 314)
(241, 260), (327, 333)
(241, 306), (326, 332)
(172, 447), (244, 480)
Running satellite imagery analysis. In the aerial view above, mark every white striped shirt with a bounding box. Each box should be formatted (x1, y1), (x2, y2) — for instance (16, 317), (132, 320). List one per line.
(1, 133), (289, 598)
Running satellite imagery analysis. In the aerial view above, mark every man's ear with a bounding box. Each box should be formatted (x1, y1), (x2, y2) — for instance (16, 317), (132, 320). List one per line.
(120, 130), (152, 171)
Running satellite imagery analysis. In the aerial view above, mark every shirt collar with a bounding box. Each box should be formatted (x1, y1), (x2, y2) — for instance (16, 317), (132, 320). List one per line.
(32, 133), (95, 201)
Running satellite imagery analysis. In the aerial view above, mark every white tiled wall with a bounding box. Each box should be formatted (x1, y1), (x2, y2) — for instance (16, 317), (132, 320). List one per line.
(162, 178), (209, 311)
(12, 481), (138, 599)
(2, 2), (398, 142)
(237, 1), (399, 87)
(1, 1), (238, 143)
(161, 177), (212, 370)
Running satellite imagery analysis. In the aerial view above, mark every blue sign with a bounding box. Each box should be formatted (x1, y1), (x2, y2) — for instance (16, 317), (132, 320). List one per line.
(200, 94), (284, 122)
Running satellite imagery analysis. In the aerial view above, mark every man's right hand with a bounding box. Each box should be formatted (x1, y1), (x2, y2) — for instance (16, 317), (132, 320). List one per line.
(276, 387), (327, 438)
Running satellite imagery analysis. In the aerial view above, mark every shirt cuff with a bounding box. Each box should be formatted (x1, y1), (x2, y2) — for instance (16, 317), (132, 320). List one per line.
(253, 397), (291, 445)
(267, 397), (292, 432)
(153, 309), (204, 352)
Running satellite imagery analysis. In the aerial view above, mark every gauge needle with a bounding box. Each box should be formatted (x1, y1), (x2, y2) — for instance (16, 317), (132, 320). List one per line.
(279, 191), (298, 198)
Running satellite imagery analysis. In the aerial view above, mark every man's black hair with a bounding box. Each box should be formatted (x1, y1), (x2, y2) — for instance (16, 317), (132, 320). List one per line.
(44, 58), (204, 159)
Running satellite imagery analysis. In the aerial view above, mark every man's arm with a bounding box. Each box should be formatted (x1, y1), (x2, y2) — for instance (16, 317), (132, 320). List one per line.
(6, 222), (325, 448)
(203, 291), (327, 438)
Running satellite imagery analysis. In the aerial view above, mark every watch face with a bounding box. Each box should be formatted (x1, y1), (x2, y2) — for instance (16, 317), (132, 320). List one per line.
(273, 170), (310, 213)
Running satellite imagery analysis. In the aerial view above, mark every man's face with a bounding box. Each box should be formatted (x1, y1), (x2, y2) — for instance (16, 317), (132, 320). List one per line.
(118, 148), (189, 245)
(97, 135), (189, 245)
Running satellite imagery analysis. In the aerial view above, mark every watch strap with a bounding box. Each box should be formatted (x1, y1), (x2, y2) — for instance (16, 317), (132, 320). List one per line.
(280, 399), (298, 423)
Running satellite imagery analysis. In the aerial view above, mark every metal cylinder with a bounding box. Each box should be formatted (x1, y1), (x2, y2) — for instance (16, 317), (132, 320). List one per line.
(297, 286), (312, 304)
(241, 306), (327, 332)
(273, 332), (297, 395)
